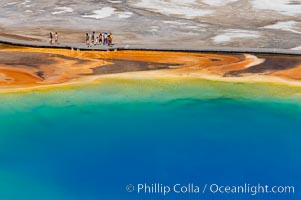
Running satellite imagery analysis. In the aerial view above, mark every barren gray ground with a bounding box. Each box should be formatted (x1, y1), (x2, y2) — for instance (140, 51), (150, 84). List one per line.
(0, 0), (300, 49)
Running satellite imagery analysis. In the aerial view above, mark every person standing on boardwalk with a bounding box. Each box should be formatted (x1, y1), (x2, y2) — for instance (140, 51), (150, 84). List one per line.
(54, 32), (59, 45)
(98, 33), (103, 45)
(108, 33), (113, 46)
(91, 31), (95, 46)
(103, 32), (108, 45)
(49, 32), (53, 45)
(85, 33), (90, 47)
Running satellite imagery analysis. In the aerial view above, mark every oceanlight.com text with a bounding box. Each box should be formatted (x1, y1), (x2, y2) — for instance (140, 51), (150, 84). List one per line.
(126, 183), (295, 196)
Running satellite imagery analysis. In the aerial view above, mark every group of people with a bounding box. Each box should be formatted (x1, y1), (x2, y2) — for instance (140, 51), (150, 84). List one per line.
(49, 32), (59, 45)
(85, 32), (113, 47)
(48, 31), (113, 47)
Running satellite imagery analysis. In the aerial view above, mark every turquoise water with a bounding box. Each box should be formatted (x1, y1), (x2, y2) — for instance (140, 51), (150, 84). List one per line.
(0, 78), (300, 200)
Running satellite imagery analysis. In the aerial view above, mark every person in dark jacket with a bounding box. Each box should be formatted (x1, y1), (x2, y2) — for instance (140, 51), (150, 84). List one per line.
(49, 32), (53, 45)
(91, 31), (95, 46)
(85, 33), (90, 47)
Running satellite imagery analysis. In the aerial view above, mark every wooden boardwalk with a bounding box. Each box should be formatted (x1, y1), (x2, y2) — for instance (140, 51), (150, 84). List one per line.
(0, 36), (300, 56)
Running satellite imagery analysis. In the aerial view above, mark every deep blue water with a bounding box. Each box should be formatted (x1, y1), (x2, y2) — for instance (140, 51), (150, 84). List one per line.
(0, 79), (300, 200)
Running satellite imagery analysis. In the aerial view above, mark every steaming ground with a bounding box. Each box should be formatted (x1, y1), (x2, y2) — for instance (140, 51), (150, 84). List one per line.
(0, 0), (300, 49)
